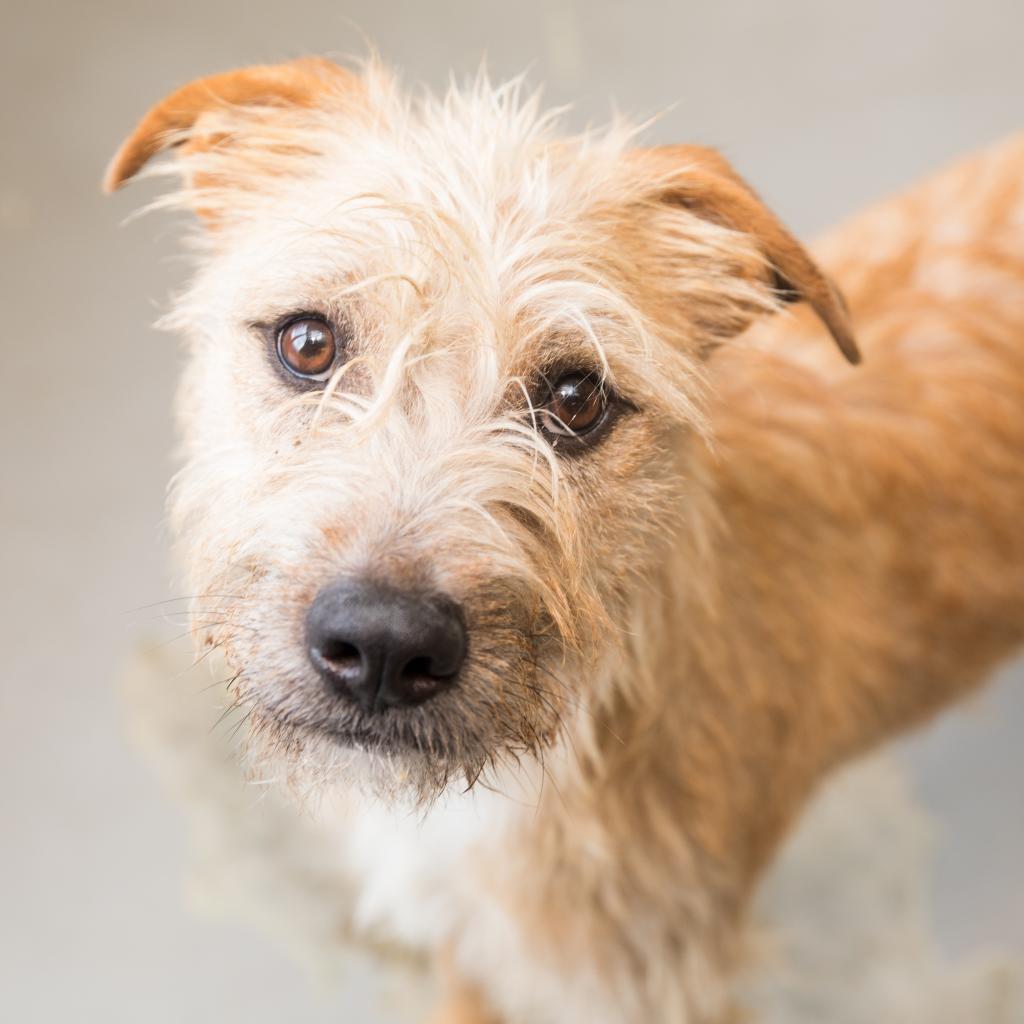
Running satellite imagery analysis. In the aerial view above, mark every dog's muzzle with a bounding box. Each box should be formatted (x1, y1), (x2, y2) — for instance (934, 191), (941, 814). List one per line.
(305, 578), (467, 714)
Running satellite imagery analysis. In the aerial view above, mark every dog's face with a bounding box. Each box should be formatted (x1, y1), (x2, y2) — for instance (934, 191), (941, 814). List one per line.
(108, 59), (855, 799)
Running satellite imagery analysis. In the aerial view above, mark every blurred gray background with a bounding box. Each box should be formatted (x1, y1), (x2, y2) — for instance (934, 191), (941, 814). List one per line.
(1, 1), (1021, 1021)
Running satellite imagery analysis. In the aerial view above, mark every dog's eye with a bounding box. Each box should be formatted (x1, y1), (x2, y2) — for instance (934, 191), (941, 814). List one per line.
(277, 317), (337, 379)
(539, 372), (609, 442)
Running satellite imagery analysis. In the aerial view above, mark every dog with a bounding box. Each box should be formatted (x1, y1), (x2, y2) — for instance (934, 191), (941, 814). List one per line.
(105, 57), (1024, 1023)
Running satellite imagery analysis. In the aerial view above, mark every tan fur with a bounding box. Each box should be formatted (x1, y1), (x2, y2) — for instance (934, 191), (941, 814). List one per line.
(103, 57), (356, 191)
(632, 144), (861, 363)
(429, 945), (504, 1024)
(107, 57), (1024, 1024)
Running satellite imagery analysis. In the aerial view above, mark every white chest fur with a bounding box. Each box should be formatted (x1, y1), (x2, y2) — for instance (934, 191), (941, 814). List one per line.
(334, 779), (621, 1024)
(322, 758), (546, 953)
(342, 789), (503, 948)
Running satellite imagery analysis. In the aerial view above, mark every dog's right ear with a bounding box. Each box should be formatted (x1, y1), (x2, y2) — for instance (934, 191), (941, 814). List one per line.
(103, 57), (360, 220)
(632, 145), (861, 365)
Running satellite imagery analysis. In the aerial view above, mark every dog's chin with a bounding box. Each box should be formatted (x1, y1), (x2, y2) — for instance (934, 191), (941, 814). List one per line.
(307, 718), (424, 756)
(246, 701), (518, 805)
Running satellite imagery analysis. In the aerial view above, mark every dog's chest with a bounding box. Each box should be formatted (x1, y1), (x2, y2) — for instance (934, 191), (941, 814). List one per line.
(330, 782), (528, 950)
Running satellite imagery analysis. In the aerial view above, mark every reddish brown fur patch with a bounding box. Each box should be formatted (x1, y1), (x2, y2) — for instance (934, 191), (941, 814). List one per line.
(103, 57), (357, 193)
(632, 145), (861, 364)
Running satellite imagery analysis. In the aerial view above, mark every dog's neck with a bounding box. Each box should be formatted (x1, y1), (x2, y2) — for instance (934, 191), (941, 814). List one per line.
(502, 276), (1024, 1012)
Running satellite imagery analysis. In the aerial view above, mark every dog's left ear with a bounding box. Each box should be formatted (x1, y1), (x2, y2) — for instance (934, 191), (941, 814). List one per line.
(103, 57), (360, 220)
(637, 145), (861, 364)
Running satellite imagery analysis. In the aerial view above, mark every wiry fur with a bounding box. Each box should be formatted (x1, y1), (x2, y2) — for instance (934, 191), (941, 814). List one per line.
(155, 62), (729, 804)
(107, 57), (1024, 1023)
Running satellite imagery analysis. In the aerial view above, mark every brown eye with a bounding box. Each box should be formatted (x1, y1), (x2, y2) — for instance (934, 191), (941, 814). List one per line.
(277, 317), (337, 379)
(539, 372), (608, 441)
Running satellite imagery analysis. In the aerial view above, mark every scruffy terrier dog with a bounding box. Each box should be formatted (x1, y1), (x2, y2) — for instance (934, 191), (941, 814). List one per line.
(106, 57), (1024, 1023)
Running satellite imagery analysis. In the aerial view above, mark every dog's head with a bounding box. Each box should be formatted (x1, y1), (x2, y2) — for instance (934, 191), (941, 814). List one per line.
(108, 58), (856, 801)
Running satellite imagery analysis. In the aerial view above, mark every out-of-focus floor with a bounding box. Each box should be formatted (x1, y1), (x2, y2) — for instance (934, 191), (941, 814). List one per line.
(2, 1), (1021, 1020)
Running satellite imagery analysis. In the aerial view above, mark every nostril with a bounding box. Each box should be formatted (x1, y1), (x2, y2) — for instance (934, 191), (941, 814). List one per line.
(403, 655), (442, 679)
(310, 638), (366, 703)
(398, 654), (456, 702)
(318, 638), (361, 668)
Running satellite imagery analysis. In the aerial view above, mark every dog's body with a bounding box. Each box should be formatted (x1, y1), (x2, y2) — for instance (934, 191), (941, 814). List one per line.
(107, 59), (1024, 1023)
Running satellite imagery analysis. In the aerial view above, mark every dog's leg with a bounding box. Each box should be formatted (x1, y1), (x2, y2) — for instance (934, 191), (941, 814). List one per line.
(426, 946), (504, 1024)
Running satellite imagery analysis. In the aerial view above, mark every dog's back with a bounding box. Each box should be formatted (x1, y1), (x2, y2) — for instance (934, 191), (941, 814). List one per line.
(704, 133), (1024, 813)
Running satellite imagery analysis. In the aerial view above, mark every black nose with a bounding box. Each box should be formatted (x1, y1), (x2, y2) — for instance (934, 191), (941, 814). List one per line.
(305, 579), (467, 712)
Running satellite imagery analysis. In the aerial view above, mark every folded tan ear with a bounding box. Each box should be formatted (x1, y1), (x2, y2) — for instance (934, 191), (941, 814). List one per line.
(638, 145), (860, 365)
(103, 57), (356, 194)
